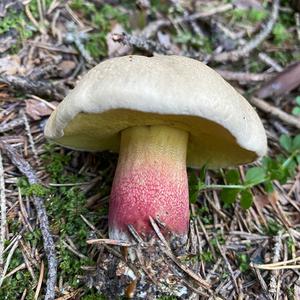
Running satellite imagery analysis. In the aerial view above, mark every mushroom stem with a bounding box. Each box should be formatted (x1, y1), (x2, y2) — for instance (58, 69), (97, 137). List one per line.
(109, 125), (190, 243)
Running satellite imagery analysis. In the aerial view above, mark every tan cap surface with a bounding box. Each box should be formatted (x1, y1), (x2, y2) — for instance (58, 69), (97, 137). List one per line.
(45, 55), (267, 168)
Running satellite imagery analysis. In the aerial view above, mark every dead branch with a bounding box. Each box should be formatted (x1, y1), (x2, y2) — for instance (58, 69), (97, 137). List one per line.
(214, 239), (239, 294)
(216, 70), (273, 83)
(149, 217), (212, 290)
(248, 96), (300, 129)
(141, 3), (233, 38)
(0, 151), (6, 275)
(0, 141), (57, 300)
(0, 118), (24, 134)
(258, 53), (283, 72)
(112, 32), (172, 55)
(212, 0), (280, 62)
(0, 74), (64, 100)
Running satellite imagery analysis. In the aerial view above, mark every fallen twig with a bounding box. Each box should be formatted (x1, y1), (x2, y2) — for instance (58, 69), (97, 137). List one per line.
(35, 260), (45, 300)
(251, 256), (300, 270)
(0, 235), (21, 288)
(212, 0), (280, 62)
(0, 74), (64, 100)
(149, 216), (211, 290)
(0, 141), (57, 300)
(0, 118), (24, 134)
(258, 53), (283, 72)
(216, 70), (273, 83)
(22, 111), (40, 165)
(214, 238), (239, 294)
(86, 238), (133, 247)
(248, 96), (300, 129)
(0, 151), (6, 275)
(112, 32), (172, 55)
(269, 232), (283, 294)
(141, 3), (233, 38)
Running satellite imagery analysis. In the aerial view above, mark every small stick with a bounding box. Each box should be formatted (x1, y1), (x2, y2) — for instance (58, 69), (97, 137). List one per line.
(214, 238), (239, 294)
(0, 74), (64, 100)
(3, 263), (26, 279)
(22, 111), (40, 165)
(149, 216), (211, 289)
(0, 237), (20, 287)
(251, 264), (300, 270)
(0, 118), (24, 134)
(141, 3), (233, 37)
(0, 141), (57, 300)
(249, 96), (300, 129)
(35, 260), (45, 300)
(62, 240), (88, 259)
(0, 151), (6, 274)
(213, 0), (280, 62)
(258, 53), (283, 72)
(127, 224), (145, 244)
(24, 2), (46, 35)
(112, 33), (172, 55)
(216, 70), (273, 83)
(269, 232), (282, 294)
(87, 238), (133, 247)
(251, 256), (300, 270)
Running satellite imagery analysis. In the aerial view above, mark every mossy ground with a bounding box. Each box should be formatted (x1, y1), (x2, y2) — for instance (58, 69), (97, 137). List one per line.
(0, 0), (300, 299)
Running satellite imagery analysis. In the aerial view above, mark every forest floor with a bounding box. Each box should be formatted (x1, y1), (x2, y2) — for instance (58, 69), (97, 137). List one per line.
(0, 0), (300, 299)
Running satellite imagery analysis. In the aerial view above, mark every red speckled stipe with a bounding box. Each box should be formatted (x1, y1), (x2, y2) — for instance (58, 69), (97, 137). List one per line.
(109, 163), (189, 240)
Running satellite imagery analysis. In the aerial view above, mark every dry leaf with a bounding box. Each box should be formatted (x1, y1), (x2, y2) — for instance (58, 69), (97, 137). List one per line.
(0, 55), (24, 75)
(57, 60), (76, 77)
(25, 99), (58, 120)
(256, 62), (300, 99)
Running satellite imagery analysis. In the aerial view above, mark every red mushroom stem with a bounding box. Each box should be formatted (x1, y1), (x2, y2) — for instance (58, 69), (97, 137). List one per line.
(108, 125), (190, 243)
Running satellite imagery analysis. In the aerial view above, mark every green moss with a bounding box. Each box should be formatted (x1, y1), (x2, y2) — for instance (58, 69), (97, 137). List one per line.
(237, 253), (250, 272)
(70, 1), (128, 59)
(264, 219), (283, 236)
(0, 10), (34, 50)
(229, 8), (268, 24)
(272, 23), (290, 44)
(82, 294), (107, 300)
(42, 145), (101, 290)
(28, 0), (53, 18)
(201, 251), (214, 264)
(17, 179), (48, 197)
(173, 30), (213, 53)
(42, 144), (71, 181)
(0, 249), (36, 299)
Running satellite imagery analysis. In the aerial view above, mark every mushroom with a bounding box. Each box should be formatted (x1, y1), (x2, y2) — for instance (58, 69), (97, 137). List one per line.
(45, 55), (267, 246)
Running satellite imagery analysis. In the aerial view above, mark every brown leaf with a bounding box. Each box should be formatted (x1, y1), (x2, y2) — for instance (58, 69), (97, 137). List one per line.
(0, 55), (24, 75)
(256, 62), (300, 98)
(25, 99), (58, 120)
(57, 60), (76, 77)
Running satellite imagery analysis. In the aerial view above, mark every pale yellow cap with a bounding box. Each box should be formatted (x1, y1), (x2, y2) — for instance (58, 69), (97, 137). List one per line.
(45, 55), (267, 168)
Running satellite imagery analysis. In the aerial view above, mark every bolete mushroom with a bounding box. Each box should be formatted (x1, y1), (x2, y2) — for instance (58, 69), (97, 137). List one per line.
(45, 55), (267, 246)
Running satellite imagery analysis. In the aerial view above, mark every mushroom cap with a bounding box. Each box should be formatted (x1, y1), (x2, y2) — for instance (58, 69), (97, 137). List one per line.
(45, 55), (267, 168)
